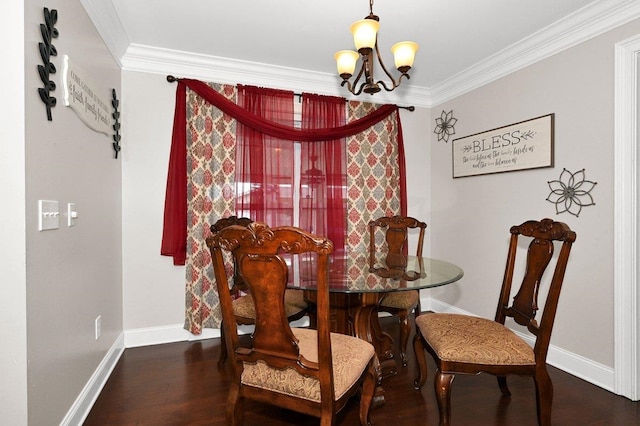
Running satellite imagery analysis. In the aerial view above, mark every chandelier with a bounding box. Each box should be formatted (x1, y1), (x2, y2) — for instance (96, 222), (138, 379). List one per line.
(334, 0), (418, 95)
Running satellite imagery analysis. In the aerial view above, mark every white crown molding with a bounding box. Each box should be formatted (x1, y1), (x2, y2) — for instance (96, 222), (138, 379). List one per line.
(121, 43), (431, 108)
(83, 0), (640, 108)
(430, 0), (640, 106)
(80, 0), (129, 66)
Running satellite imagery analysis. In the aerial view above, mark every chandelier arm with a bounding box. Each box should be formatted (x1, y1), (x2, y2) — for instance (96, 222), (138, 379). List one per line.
(341, 79), (366, 96)
(346, 62), (368, 95)
(376, 72), (411, 92)
(376, 80), (397, 93)
(341, 77), (369, 96)
(374, 42), (399, 87)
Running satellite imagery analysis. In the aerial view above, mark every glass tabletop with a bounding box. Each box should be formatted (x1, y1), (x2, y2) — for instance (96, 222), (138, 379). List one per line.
(287, 251), (464, 293)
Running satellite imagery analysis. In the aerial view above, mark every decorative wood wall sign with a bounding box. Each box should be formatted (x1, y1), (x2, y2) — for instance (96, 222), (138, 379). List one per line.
(62, 55), (111, 135)
(112, 89), (121, 159)
(546, 168), (597, 217)
(452, 113), (554, 178)
(38, 7), (58, 121)
(433, 110), (457, 142)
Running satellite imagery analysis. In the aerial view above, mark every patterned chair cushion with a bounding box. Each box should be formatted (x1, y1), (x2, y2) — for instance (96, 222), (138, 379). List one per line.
(379, 290), (419, 310)
(416, 313), (535, 365)
(241, 328), (375, 402)
(232, 290), (308, 319)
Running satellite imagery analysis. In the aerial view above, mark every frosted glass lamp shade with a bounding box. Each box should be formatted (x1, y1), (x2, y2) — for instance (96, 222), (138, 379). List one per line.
(391, 41), (418, 73)
(335, 50), (360, 78)
(351, 19), (379, 53)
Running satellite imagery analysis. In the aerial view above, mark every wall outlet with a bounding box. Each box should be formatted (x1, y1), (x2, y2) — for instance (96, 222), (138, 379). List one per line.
(95, 315), (101, 340)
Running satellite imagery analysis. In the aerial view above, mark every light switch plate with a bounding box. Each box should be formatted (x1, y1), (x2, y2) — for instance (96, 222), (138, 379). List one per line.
(38, 200), (59, 231)
(67, 203), (77, 226)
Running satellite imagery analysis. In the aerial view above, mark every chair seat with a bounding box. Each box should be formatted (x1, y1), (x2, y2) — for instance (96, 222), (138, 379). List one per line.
(379, 290), (419, 310)
(417, 313), (535, 366)
(241, 328), (375, 402)
(232, 289), (308, 319)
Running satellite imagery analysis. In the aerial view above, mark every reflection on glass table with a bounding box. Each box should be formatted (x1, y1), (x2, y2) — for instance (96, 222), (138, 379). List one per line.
(285, 250), (464, 406)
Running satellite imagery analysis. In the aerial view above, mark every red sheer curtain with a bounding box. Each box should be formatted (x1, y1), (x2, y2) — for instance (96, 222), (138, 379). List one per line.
(235, 85), (294, 226)
(300, 93), (347, 253)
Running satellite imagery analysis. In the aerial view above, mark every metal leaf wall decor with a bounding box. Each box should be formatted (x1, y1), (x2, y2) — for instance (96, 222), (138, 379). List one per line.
(112, 89), (121, 159)
(37, 7), (58, 121)
(434, 110), (457, 142)
(546, 168), (597, 217)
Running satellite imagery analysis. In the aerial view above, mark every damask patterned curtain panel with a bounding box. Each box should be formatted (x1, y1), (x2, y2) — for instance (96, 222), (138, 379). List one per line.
(342, 101), (408, 275)
(184, 83), (238, 334)
(163, 78), (407, 333)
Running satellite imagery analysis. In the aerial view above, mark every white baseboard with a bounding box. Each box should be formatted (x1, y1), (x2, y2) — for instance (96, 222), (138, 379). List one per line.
(423, 296), (616, 393)
(124, 323), (221, 348)
(123, 316), (310, 348)
(60, 332), (125, 426)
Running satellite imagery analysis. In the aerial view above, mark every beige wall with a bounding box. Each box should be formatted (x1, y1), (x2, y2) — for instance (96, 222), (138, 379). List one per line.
(22, 0), (122, 424)
(1, 1), (28, 424)
(121, 72), (186, 332)
(429, 19), (640, 368)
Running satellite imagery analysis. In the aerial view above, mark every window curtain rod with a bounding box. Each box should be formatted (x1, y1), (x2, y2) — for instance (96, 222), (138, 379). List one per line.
(166, 75), (415, 111)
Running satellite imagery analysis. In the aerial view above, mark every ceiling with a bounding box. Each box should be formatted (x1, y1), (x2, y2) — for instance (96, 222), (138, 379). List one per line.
(83, 0), (639, 106)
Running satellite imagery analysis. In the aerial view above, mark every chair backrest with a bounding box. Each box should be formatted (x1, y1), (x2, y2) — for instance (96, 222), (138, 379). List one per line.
(207, 222), (335, 392)
(368, 215), (427, 269)
(210, 216), (254, 295)
(495, 218), (576, 360)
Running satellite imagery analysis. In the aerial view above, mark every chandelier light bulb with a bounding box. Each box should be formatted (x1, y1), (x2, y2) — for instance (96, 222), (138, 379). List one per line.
(391, 41), (419, 73)
(335, 50), (360, 78)
(350, 19), (379, 53)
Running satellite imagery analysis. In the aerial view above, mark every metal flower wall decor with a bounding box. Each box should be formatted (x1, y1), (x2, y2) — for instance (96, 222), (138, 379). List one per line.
(433, 110), (457, 142)
(546, 168), (597, 217)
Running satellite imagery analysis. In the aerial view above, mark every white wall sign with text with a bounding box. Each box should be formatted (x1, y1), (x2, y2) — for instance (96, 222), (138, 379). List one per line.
(452, 114), (554, 178)
(62, 55), (110, 135)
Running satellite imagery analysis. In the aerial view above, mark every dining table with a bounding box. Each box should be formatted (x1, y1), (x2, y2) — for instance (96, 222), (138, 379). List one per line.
(286, 250), (464, 405)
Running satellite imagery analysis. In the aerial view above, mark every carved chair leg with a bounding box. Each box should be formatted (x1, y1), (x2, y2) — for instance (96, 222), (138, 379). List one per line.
(497, 375), (511, 396)
(320, 410), (336, 426)
(359, 362), (377, 426)
(397, 310), (411, 367)
(227, 384), (243, 426)
(534, 368), (553, 426)
(218, 321), (228, 366)
(434, 371), (455, 426)
(412, 333), (428, 389)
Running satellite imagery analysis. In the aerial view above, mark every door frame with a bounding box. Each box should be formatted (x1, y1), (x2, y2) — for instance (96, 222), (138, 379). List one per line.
(614, 33), (640, 401)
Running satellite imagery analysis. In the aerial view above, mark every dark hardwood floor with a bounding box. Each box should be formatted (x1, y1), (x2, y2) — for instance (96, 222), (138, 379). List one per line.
(85, 318), (639, 425)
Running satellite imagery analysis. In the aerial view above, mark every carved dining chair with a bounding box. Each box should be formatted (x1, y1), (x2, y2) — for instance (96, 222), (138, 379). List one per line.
(413, 218), (576, 426)
(207, 222), (377, 426)
(369, 215), (427, 366)
(210, 216), (309, 365)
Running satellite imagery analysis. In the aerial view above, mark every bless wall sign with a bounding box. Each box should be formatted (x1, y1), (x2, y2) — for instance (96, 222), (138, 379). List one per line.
(452, 114), (554, 178)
